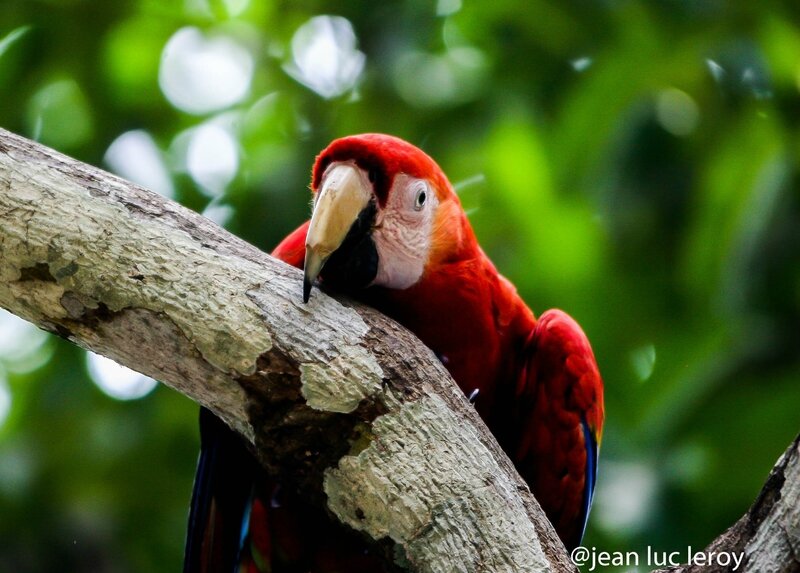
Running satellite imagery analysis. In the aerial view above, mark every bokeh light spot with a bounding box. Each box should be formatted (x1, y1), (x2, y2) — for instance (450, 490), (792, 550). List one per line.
(0, 25), (30, 60)
(0, 311), (47, 358)
(594, 460), (658, 536)
(667, 441), (711, 485)
(394, 47), (487, 108)
(26, 78), (93, 149)
(86, 351), (157, 401)
(284, 16), (365, 99)
(159, 27), (254, 115)
(202, 199), (235, 227)
(0, 310), (50, 374)
(741, 67), (773, 100)
(437, 0), (462, 16)
(570, 56), (593, 72)
(656, 88), (700, 136)
(706, 58), (726, 83)
(186, 0), (251, 18)
(186, 123), (239, 196)
(222, 0), (250, 17)
(105, 130), (174, 198)
(630, 343), (656, 382)
(0, 443), (35, 496)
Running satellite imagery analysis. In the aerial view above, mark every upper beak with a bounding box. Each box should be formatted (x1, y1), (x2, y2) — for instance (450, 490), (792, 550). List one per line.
(303, 163), (371, 302)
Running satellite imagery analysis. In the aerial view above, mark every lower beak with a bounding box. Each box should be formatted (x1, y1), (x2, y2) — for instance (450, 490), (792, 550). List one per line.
(303, 164), (371, 302)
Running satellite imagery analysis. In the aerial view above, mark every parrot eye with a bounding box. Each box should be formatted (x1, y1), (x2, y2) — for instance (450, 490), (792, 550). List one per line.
(368, 167), (378, 183)
(414, 187), (427, 211)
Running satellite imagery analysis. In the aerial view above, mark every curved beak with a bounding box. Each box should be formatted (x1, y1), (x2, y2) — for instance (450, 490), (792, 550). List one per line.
(303, 163), (371, 302)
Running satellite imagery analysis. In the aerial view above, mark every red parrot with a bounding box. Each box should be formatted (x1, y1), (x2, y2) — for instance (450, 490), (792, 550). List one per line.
(184, 134), (604, 572)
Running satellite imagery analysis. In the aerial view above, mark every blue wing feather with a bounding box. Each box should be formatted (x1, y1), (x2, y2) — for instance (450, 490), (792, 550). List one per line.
(184, 408), (257, 573)
(578, 417), (598, 543)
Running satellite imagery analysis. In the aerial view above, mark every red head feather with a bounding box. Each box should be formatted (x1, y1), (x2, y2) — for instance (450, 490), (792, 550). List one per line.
(311, 134), (454, 207)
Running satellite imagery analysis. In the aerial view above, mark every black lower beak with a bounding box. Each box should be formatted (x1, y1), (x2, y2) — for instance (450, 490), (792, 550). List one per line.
(303, 202), (378, 302)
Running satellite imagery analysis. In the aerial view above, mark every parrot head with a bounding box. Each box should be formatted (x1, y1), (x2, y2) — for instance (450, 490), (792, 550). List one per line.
(303, 133), (469, 302)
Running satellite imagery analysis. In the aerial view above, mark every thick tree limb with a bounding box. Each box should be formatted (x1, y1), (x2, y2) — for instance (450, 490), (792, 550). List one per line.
(0, 128), (572, 573)
(654, 433), (800, 573)
(1, 128), (797, 573)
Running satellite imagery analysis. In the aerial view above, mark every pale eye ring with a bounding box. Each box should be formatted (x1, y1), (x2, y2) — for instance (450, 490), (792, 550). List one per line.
(414, 186), (428, 211)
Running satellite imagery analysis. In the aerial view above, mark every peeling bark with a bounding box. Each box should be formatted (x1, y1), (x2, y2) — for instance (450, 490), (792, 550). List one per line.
(1, 127), (797, 573)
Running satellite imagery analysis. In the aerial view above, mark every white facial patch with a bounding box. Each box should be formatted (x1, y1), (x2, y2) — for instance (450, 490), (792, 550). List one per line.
(371, 174), (439, 289)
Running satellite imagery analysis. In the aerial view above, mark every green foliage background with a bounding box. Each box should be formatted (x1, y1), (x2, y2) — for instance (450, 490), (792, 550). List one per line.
(1, 1), (799, 571)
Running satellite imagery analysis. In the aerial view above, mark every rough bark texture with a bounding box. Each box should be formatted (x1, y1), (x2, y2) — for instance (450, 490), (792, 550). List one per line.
(654, 433), (800, 573)
(0, 127), (571, 573)
(1, 127), (797, 573)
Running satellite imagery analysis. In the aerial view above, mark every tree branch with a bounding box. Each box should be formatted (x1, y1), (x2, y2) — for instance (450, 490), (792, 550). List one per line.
(1, 127), (797, 573)
(654, 433), (800, 573)
(0, 128), (572, 572)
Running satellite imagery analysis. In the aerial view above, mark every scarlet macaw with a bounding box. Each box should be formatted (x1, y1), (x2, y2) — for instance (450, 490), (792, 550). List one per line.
(184, 134), (604, 572)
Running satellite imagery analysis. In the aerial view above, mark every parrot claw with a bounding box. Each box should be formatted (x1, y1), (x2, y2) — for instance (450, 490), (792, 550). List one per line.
(468, 388), (480, 404)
